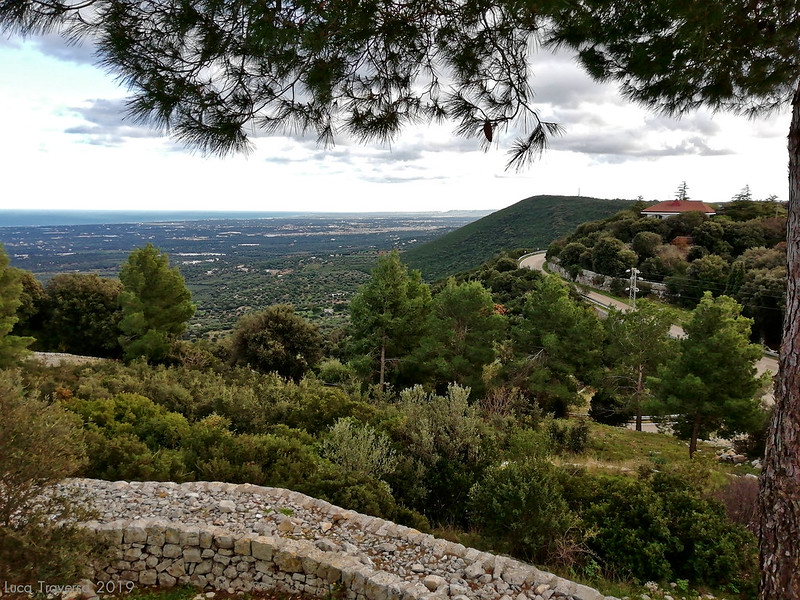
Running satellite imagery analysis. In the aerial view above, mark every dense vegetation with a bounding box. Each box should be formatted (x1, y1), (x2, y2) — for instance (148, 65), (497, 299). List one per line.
(0, 213), (481, 338)
(547, 195), (787, 347)
(0, 235), (770, 598)
(403, 195), (636, 281)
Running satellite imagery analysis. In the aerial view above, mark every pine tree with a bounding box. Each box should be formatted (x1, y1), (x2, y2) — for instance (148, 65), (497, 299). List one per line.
(0, 0), (562, 165)
(118, 244), (195, 362)
(0, 245), (33, 367)
(348, 251), (430, 389)
(512, 275), (604, 416)
(412, 278), (505, 394)
(603, 300), (676, 431)
(649, 293), (765, 458)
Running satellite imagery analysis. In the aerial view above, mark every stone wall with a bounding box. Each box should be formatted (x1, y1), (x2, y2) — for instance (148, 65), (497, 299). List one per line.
(72, 480), (617, 600)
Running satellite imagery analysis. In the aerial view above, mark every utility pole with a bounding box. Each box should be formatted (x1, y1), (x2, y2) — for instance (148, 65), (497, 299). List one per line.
(626, 268), (640, 309)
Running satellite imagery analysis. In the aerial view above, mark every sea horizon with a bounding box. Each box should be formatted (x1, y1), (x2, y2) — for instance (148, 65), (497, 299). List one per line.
(0, 208), (490, 228)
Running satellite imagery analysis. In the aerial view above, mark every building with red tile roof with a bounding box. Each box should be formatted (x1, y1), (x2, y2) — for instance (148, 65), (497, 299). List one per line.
(641, 199), (716, 219)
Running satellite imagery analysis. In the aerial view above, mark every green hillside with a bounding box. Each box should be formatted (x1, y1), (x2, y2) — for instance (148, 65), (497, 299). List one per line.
(403, 195), (636, 280)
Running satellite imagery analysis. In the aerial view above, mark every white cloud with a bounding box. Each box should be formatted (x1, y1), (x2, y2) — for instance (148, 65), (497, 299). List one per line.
(65, 98), (165, 145)
(0, 35), (791, 214)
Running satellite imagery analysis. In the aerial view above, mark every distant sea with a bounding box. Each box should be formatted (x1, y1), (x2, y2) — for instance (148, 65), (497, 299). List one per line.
(0, 210), (315, 227)
(0, 209), (489, 228)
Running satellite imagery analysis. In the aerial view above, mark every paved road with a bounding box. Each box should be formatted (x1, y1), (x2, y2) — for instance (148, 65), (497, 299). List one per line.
(519, 252), (778, 404)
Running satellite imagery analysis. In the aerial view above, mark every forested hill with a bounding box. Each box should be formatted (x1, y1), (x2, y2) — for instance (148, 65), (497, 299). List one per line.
(403, 195), (636, 281)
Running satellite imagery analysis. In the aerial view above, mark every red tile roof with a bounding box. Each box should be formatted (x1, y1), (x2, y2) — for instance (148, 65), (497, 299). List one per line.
(641, 200), (716, 214)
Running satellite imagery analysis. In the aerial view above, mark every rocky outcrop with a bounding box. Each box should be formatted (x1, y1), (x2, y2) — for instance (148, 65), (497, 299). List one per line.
(65, 479), (617, 600)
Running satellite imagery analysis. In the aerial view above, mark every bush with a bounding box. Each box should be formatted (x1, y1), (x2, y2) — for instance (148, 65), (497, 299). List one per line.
(469, 458), (579, 564)
(0, 371), (104, 583)
(318, 417), (397, 479)
(562, 468), (758, 587)
(387, 384), (496, 524)
(608, 277), (628, 297)
(230, 304), (323, 380)
(651, 471), (757, 588)
(589, 390), (633, 426)
(564, 474), (676, 581)
(545, 416), (590, 454)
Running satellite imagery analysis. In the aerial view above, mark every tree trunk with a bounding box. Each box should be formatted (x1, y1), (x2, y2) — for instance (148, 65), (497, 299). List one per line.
(635, 364), (644, 432)
(379, 341), (386, 390)
(758, 78), (800, 600)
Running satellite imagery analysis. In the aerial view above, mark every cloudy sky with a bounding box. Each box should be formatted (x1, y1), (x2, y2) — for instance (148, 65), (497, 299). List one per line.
(0, 32), (791, 214)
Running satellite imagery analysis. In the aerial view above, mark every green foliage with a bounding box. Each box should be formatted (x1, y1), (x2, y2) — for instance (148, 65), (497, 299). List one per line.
(631, 231), (662, 261)
(67, 393), (194, 481)
(563, 468), (757, 587)
(118, 244), (195, 362)
(388, 384), (495, 524)
(317, 358), (359, 386)
(411, 278), (505, 394)
(511, 275), (604, 416)
(348, 251), (431, 388)
(734, 259), (785, 347)
(544, 416), (590, 454)
(551, 2), (799, 119)
(589, 389), (633, 427)
(0, 371), (102, 583)
(649, 293), (766, 457)
(601, 300), (676, 428)
(230, 304), (323, 380)
(591, 236), (637, 277)
(552, 194), (787, 344)
(318, 417), (397, 479)
(404, 196), (636, 281)
(0, 245), (34, 366)
(452, 252), (542, 310)
(651, 471), (757, 588)
(50, 359), (371, 437)
(469, 458), (579, 563)
(10, 268), (44, 339)
(558, 242), (589, 268)
(39, 273), (123, 358)
(2, 0), (566, 166)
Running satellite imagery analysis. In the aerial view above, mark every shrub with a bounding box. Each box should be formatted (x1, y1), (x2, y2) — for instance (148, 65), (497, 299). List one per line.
(0, 371), (104, 583)
(589, 390), (633, 426)
(562, 468), (758, 587)
(545, 416), (590, 454)
(651, 471), (757, 587)
(318, 417), (397, 479)
(230, 304), (323, 380)
(469, 458), (579, 564)
(387, 384), (496, 524)
(565, 474), (676, 581)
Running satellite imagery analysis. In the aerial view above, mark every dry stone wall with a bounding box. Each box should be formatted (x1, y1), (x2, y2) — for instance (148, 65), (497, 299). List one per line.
(68, 479), (618, 600)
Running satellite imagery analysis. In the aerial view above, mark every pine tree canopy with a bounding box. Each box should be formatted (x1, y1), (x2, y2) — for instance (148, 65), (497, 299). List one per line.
(548, 1), (800, 117)
(0, 0), (572, 168)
